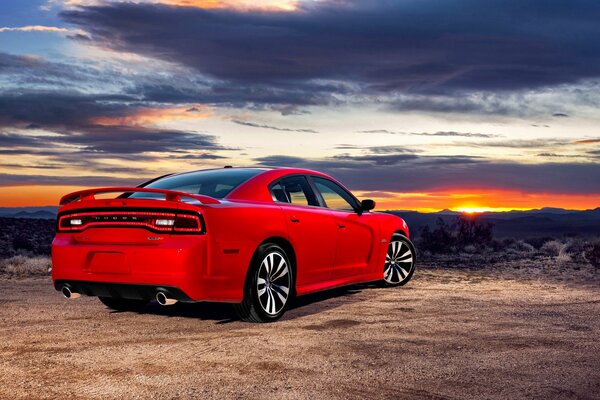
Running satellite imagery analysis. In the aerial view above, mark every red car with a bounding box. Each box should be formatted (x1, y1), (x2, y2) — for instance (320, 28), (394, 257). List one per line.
(52, 167), (416, 322)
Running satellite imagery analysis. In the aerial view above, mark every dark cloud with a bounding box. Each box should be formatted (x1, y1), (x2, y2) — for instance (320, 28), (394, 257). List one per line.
(552, 113), (570, 118)
(0, 53), (100, 87)
(254, 154), (600, 194)
(0, 125), (224, 155)
(332, 153), (419, 166)
(63, 0), (600, 93)
(55, 125), (225, 154)
(358, 130), (500, 138)
(458, 138), (573, 148)
(0, 91), (136, 127)
(232, 120), (318, 133)
(170, 153), (229, 160)
(0, 173), (140, 187)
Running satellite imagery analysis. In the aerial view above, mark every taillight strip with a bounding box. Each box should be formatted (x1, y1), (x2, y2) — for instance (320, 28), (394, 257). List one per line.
(57, 210), (203, 234)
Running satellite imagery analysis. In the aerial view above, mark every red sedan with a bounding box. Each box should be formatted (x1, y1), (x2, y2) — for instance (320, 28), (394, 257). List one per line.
(52, 167), (416, 322)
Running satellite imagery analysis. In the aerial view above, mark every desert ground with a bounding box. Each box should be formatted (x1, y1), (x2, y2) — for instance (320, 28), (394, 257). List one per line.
(1, 265), (599, 400)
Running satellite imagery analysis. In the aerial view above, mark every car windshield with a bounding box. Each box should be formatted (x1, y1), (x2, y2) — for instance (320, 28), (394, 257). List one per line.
(130, 168), (264, 199)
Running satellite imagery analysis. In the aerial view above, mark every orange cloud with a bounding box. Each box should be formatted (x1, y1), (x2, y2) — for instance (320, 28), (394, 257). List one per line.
(92, 105), (210, 126)
(46, 0), (298, 11)
(574, 138), (600, 144)
(156, 0), (298, 11)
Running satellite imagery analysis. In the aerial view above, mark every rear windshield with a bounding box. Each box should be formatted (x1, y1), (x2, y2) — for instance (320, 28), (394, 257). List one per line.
(130, 168), (263, 199)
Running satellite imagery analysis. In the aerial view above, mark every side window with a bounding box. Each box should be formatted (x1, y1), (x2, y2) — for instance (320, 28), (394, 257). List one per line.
(312, 177), (357, 211)
(270, 182), (289, 202)
(271, 176), (319, 206)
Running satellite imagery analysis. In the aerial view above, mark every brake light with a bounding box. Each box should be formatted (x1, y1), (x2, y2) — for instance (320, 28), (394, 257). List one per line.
(57, 211), (203, 234)
(174, 214), (202, 232)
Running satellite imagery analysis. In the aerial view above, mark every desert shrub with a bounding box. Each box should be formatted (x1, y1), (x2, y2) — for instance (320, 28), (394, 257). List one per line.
(489, 238), (503, 252)
(556, 249), (572, 263)
(540, 240), (564, 257)
(418, 218), (455, 254)
(456, 216), (493, 248)
(0, 218), (55, 258)
(587, 242), (600, 270)
(524, 236), (556, 250)
(563, 237), (592, 263)
(418, 216), (494, 254)
(463, 244), (477, 254)
(510, 240), (535, 254)
(0, 256), (51, 278)
(12, 235), (34, 252)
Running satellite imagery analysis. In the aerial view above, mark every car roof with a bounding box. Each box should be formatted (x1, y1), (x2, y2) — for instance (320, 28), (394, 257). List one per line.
(167, 166), (325, 179)
(151, 166), (338, 203)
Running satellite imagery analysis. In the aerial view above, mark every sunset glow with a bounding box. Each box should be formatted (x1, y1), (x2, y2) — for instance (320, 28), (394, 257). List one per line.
(1, 0), (599, 211)
(91, 105), (210, 126)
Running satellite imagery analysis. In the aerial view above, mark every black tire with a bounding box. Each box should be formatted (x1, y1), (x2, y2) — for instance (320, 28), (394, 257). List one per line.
(98, 297), (148, 312)
(234, 243), (293, 323)
(383, 234), (416, 287)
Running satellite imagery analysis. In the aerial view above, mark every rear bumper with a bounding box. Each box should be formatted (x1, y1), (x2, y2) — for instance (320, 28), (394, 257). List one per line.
(54, 280), (193, 302)
(51, 230), (244, 302)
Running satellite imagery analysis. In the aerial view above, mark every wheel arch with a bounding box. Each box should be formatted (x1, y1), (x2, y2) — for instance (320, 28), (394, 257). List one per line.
(244, 236), (297, 295)
(393, 229), (408, 238)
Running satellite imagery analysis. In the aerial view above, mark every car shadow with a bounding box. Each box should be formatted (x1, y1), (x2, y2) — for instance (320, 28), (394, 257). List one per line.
(114, 282), (375, 324)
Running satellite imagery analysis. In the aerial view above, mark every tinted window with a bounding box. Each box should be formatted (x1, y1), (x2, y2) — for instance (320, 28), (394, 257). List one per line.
(312, 177), (357, 211)
(131, 168), (263, 199)
(273, 176), (319, 206)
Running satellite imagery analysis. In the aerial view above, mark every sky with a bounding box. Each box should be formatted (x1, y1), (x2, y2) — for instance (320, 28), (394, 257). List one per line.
(0, 0), (599, 212)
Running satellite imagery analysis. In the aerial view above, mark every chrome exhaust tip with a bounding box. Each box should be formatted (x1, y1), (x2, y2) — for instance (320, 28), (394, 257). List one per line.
(62, 286), (80, 299)
(156, 291), (178, 306)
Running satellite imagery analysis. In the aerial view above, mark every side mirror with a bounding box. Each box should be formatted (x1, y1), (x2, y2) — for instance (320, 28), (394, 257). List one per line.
(359, 199), (376, 214)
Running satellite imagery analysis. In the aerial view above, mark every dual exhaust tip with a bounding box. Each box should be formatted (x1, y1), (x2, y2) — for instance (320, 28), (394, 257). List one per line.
(155, 291), (178, 306)
(62, 286), (80, 299)
(61, 286), (177, 306)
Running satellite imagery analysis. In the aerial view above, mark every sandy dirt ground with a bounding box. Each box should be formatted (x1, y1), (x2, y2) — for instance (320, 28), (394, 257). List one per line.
(1, 267), (599, 400)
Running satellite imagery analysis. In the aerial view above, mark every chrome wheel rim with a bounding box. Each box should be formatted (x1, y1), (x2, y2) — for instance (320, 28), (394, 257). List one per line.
(257, 251), (290, 315)
(384, 240), (414, 284)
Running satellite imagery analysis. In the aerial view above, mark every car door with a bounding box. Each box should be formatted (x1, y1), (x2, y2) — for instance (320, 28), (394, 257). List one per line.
(309, 176), (377, 278)
(271, 175), (339, 292)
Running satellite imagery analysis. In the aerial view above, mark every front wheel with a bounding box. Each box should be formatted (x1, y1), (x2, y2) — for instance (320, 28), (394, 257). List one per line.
(98, 297), (148, 312)
(383, 234), (416, 286)
(234, 243), (293, 323)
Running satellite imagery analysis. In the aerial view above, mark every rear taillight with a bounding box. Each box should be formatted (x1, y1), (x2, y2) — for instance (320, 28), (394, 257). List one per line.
(174, 214), (202, 232)
(57, 211), (204, 234)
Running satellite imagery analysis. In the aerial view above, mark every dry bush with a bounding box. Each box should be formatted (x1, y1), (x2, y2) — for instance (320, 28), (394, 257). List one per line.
(587, 242), (600, 270)
(564, 237), (593, 263)
(556, 249), (572, 263)
(510, 240), (535, 254)
(540, 240), (565, 257)
(0, 256), (51, 278)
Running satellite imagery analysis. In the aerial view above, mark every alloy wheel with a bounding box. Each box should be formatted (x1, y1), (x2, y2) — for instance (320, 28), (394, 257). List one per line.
(384, 239), (414, 285)
(257, 251), (291, 315)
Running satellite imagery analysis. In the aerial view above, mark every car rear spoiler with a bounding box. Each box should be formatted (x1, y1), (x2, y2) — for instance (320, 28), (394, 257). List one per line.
(59, 187), (221, 206)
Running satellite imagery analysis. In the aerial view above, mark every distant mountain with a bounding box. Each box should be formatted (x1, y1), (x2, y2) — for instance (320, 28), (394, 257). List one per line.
(1, 206), (600, 237)
(0, 207), (58, 219)
(386, 207), (600, 238)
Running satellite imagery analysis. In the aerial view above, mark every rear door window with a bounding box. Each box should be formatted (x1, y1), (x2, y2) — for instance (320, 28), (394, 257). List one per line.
(272, 176), (319, 207)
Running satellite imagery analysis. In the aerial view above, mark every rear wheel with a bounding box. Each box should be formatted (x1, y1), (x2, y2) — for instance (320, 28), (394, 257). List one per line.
(383, 234), (416, 286)
(98, 297), (148, 312)
(234, 243), (293, 323)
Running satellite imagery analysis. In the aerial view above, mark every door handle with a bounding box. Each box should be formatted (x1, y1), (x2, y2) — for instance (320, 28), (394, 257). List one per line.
(290, 216), (300, 223)
(338, 224), (346, 229)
